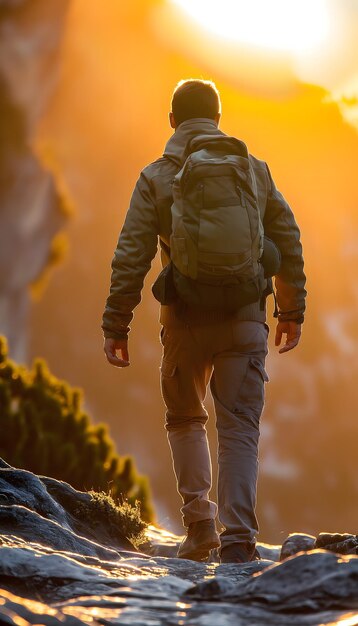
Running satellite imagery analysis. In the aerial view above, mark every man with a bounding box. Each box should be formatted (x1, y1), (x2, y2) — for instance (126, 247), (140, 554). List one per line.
(102, 79), (306, 563)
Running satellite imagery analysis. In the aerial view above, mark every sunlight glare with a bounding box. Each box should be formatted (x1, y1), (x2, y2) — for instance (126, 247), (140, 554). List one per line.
(324, 615), (358, 626)
(170, 0), (331, 55)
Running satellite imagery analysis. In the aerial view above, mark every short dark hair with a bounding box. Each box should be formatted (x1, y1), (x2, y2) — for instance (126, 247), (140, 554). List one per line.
(171, 79), (221, 126)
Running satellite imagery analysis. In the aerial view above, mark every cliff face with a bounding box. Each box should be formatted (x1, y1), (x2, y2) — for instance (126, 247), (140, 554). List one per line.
(0, 0), (70, 360)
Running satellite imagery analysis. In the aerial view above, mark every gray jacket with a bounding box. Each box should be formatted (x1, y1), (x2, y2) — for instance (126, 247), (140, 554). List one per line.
(102, 119), (306, 339)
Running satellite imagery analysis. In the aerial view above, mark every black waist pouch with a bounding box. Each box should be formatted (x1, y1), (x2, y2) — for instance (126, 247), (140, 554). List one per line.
(152, 263), (178, 305)
(262, 236), (281, 278)
(172, 265), (265, 313)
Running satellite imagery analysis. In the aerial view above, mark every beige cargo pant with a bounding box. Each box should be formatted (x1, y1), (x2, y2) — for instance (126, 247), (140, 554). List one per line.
(160, 319), (269, 550)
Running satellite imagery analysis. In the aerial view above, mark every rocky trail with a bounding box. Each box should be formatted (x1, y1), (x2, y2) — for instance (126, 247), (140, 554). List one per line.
(0, 459), (357, 626)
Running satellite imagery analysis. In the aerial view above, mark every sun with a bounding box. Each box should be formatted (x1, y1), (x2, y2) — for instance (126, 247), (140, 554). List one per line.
(170, 0), (331, 56)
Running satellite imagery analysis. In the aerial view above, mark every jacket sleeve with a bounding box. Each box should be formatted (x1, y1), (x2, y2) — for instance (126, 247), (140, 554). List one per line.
(263, 164), (307, 323)
(102, 171), (159, 339)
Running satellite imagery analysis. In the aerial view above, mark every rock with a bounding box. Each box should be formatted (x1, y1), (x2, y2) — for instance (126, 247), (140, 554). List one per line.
(280, 532), (358, 561)
(145, 524), (181, 558)
(0, 545), (143, 601)
(1, 583), (356, 626)
(315, 532), (358, 555)
(241, 550), (358, 611)
(0, 459), (357, 624)
(0, 541), (195, 603)
(0, 464), (135, 556)
(0, 467), (70, 527)
(256, 541), (281, 561)
(182, 575), (237, 600)
(186, 560), (275, 597)
(0, 504), (121, 562)
(280, 532), (316, 560)
(185, 550), (358, 613)
(0, 588), (84, 626)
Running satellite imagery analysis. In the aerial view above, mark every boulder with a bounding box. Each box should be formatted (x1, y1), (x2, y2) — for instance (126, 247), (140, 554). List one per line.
(315, 532), (358, 555)
(280, 532), (316, 560)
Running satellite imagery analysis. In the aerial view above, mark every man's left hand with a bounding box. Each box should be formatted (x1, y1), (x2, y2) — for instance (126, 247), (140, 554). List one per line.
(275, 321), (302, 354)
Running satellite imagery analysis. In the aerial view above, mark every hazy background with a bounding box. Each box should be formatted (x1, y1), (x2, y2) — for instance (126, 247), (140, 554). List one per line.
(1, 0), (357, 543)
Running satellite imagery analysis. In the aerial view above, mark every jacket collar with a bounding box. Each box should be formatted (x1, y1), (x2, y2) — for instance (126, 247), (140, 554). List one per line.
(163, 118), (225, 166)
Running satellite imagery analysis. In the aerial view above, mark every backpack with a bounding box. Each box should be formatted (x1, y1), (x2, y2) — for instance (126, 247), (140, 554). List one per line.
(152, 134), (279, 312)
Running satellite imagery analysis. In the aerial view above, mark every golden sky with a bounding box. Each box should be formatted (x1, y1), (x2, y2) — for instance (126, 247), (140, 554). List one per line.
(155, 0), (358, 126)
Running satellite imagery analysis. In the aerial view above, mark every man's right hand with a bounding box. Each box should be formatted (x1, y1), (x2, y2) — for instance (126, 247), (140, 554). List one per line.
(275, 320), (302, 354)
(104, 338), (130, 368)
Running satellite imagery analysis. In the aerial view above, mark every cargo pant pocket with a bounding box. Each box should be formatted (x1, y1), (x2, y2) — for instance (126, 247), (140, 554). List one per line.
(160, 358), (178, 412)
(235, 357), (269, 422)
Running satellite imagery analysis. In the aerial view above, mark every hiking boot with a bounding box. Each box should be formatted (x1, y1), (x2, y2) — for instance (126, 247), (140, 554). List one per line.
(220, 541), (260, 564)
(177, 519), (220, 561)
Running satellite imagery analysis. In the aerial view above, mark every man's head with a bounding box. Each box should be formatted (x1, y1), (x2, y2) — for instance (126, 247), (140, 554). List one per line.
(170, 79), (221, 129)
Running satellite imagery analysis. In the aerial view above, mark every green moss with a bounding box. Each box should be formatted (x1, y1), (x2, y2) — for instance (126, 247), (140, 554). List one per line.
(84, 491), (147, 548)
